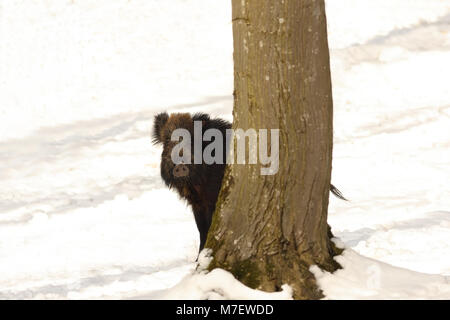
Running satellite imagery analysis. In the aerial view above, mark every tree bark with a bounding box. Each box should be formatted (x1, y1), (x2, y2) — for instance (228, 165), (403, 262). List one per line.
(205, 0), (342, 299)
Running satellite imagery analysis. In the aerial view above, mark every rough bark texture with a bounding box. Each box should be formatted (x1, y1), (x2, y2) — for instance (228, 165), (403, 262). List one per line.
(205, 0), (342, 299)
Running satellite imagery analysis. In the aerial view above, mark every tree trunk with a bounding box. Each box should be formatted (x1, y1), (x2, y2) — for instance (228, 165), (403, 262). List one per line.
(205, 0), (342, 299)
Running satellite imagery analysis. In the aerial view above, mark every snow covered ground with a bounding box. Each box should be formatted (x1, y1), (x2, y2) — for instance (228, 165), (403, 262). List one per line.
(0, 0), (449, 299)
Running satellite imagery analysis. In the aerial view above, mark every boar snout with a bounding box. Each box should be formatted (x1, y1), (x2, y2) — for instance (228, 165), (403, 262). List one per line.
(173, 164), (189, 178)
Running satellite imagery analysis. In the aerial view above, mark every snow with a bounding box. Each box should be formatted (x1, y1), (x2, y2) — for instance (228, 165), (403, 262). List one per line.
(311, 247), (450, 300)
(0, 0), (449, 299)
(148, 250), (293, 300)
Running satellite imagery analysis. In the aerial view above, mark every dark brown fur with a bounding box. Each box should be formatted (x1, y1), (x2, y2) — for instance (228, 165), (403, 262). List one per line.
(152, 112), (231, 251)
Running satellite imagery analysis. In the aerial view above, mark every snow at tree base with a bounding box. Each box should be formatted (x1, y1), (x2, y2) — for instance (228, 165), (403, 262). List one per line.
(0, 0), (449, 299)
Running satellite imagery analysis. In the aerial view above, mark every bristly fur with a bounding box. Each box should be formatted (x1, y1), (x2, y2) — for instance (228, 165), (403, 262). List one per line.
(330, 184), (348, 201)
(152, 112), (231, 252)
(192, 112), (211, 122)
(152, 112), (169, 144)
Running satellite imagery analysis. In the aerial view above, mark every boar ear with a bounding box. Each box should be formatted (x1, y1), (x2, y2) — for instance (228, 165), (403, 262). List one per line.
(152, 112), (169, 144)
